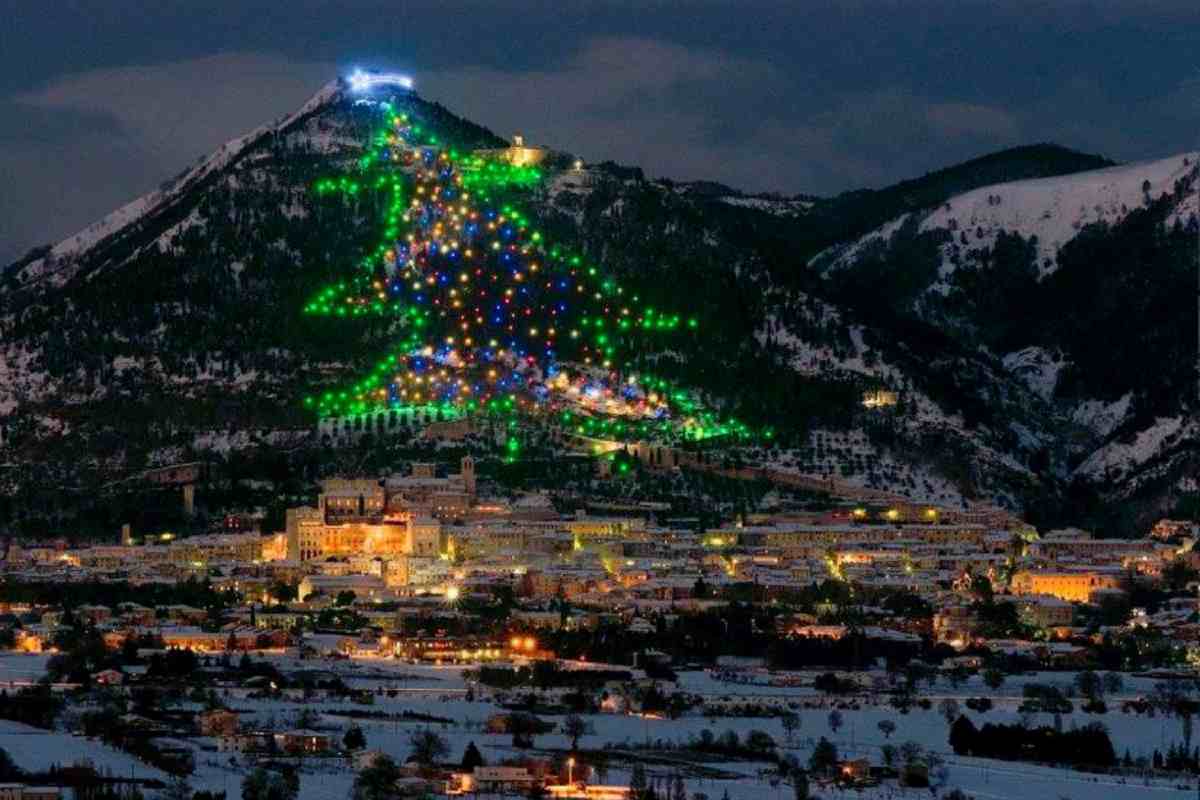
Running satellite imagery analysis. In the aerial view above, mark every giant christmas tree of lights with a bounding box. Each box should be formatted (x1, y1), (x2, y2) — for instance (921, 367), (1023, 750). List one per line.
(302, 92), (760, 445)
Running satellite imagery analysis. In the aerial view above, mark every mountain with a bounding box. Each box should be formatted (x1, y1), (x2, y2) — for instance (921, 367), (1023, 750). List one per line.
(811, 151), (1199, 532)
(1, 75), (1195, 537)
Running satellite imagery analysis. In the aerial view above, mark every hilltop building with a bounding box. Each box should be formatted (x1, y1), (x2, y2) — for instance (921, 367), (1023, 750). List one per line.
(474, 134), (549, 167)
(285, 459), (474, 561)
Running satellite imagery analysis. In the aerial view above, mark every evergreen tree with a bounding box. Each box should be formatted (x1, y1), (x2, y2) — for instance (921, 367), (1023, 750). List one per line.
(809, 737), (838, 774)
(630, 763), (648, 799)
(157, 776), (192, 800)
(779, 711), (800, 745)
(343, 725), (366, 750)
(949, 715), (978, 755)
(792, 770), (809, 800)
(670, 774), (686, 800)
(352, 755), (403, 800)
(461, 741), (484, 771)
(407, 728), (448, 765)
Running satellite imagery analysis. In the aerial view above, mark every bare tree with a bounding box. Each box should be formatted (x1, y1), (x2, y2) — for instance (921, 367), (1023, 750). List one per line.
(563, 714), (589, 751)
(938, 698), (960, 725)
(408, 728), (449, 765)
(780, 711), (800, 745)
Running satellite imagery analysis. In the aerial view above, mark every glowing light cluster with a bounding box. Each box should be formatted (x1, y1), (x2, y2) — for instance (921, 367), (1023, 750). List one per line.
(348, 69), (414, 92)
(302, 98), (760, 444)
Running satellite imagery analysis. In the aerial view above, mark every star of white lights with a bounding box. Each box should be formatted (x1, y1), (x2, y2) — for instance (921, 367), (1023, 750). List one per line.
(348, 69), (414, 92)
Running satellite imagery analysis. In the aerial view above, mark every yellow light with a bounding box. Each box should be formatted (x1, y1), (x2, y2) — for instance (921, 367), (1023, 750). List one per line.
(445, 586), (461, 602)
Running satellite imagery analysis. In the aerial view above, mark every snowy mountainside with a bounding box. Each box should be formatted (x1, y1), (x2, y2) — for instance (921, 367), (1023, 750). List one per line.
(0, 77), (1192, 536)
(1001, 347), (1065, 402)
(4, 81), (345, 294)
(0, 78), (506, 479)
(717, 195), (814, 216)
(754, 294), (1049, 510)
(805, 149), (1198, 525)
(815, 151), (1198, 286)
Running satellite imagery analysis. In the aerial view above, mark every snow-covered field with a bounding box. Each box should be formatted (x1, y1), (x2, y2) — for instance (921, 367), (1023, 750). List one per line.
(0, 719), (169, 779)
(2, 655), (1197, 800)
(0, 652), (53, 685)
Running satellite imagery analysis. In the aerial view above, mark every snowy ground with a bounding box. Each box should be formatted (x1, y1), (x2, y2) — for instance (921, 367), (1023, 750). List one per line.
(2, 656), (1198, 800)
(0, 652), (53, 686)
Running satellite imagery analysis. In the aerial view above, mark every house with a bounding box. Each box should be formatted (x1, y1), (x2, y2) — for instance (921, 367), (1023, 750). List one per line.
(393, 777), (441, 797)
(23, 789), (64, 800)
(932, 605), (978, 645)
(273, 729), (332, 754)
(197, 709), (240, 737)
(118, 603), (157, 626)
(0, 787), (63, 800)
(449, 766), (539, 794)
(901, 761), (929, 787)
(75, 605), (112, 624)
(1018, 595), (1074, 628)
(838, 758), (871, 782)
(1010, 568), (1125, 603)
(484, 713), (554, 735)
(354, 749), (390, 770)
(92, 669), (124, 686)
(547, 786), (631, 800)
(14, 629), (44, 653)
(159, 605), (208, 624)
(216, 732), (272, 753)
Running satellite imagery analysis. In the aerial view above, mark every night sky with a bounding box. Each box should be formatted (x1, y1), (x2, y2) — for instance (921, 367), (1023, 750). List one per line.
(2, 0), (1199, 264)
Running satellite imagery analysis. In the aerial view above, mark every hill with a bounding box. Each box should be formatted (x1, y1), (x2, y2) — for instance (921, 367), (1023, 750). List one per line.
(0, 74), (1194, 537)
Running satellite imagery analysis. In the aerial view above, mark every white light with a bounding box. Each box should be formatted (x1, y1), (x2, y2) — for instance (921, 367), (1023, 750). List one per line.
(348, 69), (414, 92)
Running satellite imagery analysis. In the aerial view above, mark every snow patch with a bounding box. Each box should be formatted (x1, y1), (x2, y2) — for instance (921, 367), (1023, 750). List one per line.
(5, 80), (343, 291)
(1070, 394), (1132, 439)
(818, 152), (1199, 285)
(717, 195), (813, 216)
(1002, 346), (1064, 401)
(1075, 415), (1186, 481)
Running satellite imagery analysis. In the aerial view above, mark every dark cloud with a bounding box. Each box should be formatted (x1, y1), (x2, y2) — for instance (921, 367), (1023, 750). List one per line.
(2, 1), (1199, 263)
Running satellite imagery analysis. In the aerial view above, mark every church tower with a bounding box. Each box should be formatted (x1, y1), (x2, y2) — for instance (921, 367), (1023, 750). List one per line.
(460, 455), (476, 498)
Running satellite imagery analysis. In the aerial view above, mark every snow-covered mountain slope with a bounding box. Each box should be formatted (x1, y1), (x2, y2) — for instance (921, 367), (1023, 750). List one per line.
(1001, 347), (1065, 402)
(5, 81), (343, 293)
(816, 151), (1199, 287)
(806, 149), (1198, 522)
(0, 75), (1192, 536)
(0, 78), (508, 472)
(717, 195), (814, 216)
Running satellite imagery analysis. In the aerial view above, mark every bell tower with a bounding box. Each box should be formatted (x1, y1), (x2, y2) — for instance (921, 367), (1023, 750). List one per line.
(460, 455), (476, 498)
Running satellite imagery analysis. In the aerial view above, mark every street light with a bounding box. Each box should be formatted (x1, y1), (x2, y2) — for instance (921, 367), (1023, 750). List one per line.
(567, 757), (575, 785)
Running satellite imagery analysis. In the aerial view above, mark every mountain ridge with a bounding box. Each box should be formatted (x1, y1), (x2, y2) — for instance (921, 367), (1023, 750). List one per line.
(0, 76), (1194, 538)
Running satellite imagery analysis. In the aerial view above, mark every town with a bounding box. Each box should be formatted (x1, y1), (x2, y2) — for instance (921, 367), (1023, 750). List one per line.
(0, 455), (1198, 800)
(0, 7), (1197, 799)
